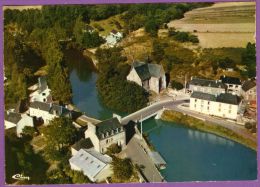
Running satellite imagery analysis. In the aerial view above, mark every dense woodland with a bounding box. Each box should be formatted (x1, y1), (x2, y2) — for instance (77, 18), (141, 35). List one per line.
(4, 3), (211, 109)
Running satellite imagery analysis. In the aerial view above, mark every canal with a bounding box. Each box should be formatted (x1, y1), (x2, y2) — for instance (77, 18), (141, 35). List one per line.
(65, 49), (257, 182)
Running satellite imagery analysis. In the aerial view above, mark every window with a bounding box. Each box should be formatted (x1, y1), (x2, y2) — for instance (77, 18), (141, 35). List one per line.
(194, 104), (196, 108)
(229, 110), (231, 114)
(195, 99), (197, 102)
(42, 93), (46, 96)
(106, 139), (109, 144)
(208, 101), (210, 105)
(207, 106), (209, 110)
(218, 108), (221, 112)
(201, 100), (204, 104)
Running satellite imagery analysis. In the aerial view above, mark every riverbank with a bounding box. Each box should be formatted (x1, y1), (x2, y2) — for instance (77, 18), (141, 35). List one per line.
(161, 110), (257, 151)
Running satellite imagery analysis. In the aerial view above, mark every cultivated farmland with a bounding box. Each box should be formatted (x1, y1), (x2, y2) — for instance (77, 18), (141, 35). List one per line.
(168, 2), (255, 48)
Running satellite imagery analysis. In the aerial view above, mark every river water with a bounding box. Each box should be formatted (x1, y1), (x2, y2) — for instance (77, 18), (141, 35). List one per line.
(65, 49), (257, 182)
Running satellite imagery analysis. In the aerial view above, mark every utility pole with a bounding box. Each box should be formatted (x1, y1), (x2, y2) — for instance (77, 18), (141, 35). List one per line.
(140, 115), (143, 140)
(184, 74), (187, 94)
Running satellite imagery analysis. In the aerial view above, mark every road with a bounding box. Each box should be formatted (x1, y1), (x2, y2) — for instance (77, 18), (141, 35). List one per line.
(124, 135), (165, 182)
(77, 114), (101, 125)
(122, 95), (256, 143)
(121, 99), (185, 124)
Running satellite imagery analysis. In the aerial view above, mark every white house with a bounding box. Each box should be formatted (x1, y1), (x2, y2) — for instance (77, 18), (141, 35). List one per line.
(127, 61), (166, 94)
(188, 77), (226, 95)
(104, 30), (123, 47)
(241, 80), (257, 101)
(85, 117), (126, 154)
(29, 76), (52, 103)
(190, 92), (241, 120)
(220, 75), (242, 96)
(5, 111), (34, 137)
(29, 101), (72, 125)
(69, 148), (113, 182)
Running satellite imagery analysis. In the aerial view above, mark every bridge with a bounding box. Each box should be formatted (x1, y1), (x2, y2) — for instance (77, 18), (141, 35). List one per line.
(120, 99), (186, 125)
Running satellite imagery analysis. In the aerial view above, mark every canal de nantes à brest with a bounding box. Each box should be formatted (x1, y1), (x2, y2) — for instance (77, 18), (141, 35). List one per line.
(65, 49), (257, 182)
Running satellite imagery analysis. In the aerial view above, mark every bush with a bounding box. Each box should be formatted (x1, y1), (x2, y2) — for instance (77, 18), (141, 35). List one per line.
(171, 80), (184, 90)
(111, 157), (133, 181)
(245, 122), (253, 130)
(107, 144), (122, 155)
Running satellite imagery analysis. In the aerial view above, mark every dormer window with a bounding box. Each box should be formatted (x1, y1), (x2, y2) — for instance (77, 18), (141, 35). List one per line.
(106, 131), (109, 137)
(101, 133), (105, 139)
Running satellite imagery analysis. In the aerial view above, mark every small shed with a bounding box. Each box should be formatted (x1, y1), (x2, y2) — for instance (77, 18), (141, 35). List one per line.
(148, 151), (166, 169)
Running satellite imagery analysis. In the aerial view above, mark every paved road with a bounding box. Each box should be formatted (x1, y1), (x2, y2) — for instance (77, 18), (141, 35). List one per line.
(125, 135), (164, 182)
(78, 115), (101, 125)
(121, 99), (185, 124)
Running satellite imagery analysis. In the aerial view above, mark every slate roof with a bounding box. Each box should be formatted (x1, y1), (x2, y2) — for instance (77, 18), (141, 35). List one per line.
(220, 76), (241, 85)
(69, 148), (112, 182)
(191, 92), (216, 101)
(72, 138), (94, 151)
(5, 111), (22, 124)
(95, 118), (123, 139)
(38, 76), (48, 92)
(216, 93), (241, 105)
(242, 80), (256, 92)
(189, 77), (226, 89)
(191, 92), (241, 105)
(30, 101), (71, 116)
(133, 61), (163, 81)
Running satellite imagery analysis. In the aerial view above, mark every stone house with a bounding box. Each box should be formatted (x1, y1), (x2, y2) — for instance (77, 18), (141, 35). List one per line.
(4, 110), (34, 137)
(29, 101), (72, 125)
(241, 80), (256, 101)
(190, 92), (241, 120)
(84, 117), (126, 154)
(188, 77), (226, 95)
(127, 61), (166, 94)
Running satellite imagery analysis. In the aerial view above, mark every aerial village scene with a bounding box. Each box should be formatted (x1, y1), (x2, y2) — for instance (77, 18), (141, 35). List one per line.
(3, 1), (257, 185)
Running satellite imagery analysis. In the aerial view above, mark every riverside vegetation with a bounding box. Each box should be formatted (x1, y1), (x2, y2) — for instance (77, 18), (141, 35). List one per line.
(161, 110), (257, 150)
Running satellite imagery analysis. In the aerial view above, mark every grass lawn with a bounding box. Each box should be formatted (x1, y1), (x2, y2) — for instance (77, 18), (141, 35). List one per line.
(90, 14), (125, 36)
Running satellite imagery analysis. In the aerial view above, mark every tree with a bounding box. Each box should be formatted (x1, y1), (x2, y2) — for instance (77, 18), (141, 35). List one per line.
(107, 144), (121, 155)
(152, 41), (165, 63)
(171, 80), (184, 90)
(242, 42), (256, 78)
(73, 16), (85, 44)
(218, 57), (235, 70)
(82, 31), (105, 48)
(48, 63), (72, 104)
(43, 117), (77, 153)
(22, 126), (37, 138)
(111, 157), (133, 181)
(145, 19), (159, 37)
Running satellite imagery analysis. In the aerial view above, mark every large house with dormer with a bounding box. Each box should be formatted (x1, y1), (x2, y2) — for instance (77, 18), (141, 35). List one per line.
(127, 61), (166, 94)
(190, 92), (241, 120)
(84, 117), (126, 154)
(29, 101), (72, 125)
